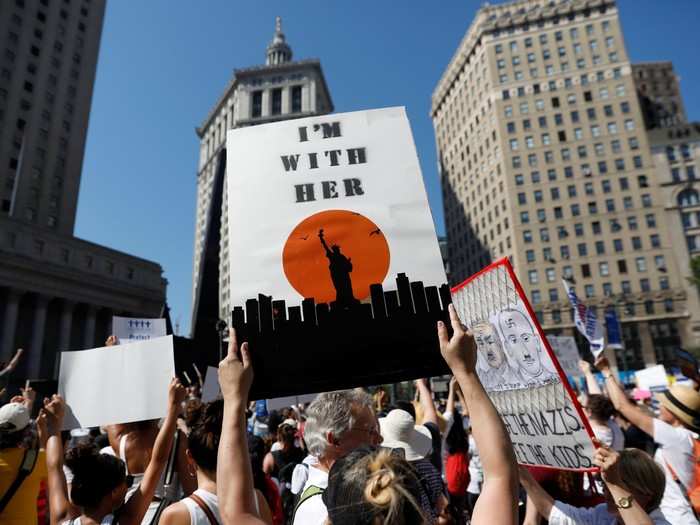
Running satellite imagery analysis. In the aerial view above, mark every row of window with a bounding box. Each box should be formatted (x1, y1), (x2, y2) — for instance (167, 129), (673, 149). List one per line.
(532, 287), (675, 312)
(497, 36), (616, 69)
(515, 171), (646, 190)
(525, 232), (661, 263)
(250, 85), (303, 118)
(499, 53), (620, 83)
(520, 201), (656, 226)
(523, 214), (657, 243)
(494, 21), (613, 57)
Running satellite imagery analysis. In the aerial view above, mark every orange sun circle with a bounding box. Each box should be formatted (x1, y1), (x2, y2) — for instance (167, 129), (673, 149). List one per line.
(282, 209), (390, 304)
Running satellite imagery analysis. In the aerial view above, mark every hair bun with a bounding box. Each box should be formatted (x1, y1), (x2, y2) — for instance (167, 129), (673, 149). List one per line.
(364, 452), (399, 507)
(65, 443), (99, 476)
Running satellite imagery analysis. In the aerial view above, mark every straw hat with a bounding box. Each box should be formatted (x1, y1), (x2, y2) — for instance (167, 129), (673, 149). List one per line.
(655, 385), (700, 432)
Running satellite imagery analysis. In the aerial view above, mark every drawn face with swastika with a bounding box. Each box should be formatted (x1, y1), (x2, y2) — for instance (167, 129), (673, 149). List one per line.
(497, 308), (544, 379)
(473, 322), (506, 370)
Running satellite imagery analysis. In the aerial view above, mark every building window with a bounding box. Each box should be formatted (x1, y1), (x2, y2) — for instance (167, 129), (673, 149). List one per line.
(251, 90), (262, 118)
(271, 88), (282, 115)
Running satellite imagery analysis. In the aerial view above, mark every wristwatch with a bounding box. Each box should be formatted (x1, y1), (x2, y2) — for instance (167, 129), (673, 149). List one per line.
(616, 495), (634, 509)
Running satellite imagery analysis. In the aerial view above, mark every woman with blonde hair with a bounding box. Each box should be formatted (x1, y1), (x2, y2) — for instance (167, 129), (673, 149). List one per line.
(323, 447), (425, 525)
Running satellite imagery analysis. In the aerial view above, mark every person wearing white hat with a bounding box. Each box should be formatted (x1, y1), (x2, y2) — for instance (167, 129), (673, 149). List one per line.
(379, 408), (447, 522)
(0, 398), (47, 525)
(597, 356), (700, 525)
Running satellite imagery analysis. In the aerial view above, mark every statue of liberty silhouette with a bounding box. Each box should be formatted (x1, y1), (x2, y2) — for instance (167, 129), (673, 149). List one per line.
(318, 228), (358, 306)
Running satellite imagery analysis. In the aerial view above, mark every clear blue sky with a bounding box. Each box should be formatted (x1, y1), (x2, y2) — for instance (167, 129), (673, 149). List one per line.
(75, 0), (700, 336)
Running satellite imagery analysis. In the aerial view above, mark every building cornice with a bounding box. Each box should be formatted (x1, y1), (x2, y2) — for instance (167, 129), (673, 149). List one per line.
(196, 59), (334, 138)
(431, 0), (614, 117)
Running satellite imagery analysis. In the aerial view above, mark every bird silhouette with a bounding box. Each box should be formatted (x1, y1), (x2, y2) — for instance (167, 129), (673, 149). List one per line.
(369, 228), (381, 237)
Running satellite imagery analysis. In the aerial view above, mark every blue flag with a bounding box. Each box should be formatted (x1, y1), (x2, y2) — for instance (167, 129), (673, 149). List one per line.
(604, 309), (623, 350)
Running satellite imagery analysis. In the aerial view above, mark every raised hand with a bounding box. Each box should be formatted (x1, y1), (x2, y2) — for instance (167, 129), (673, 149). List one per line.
(218, 328), (253, 403)
(594, 355), (611, 373)
(437, 304), (477, 375)
(168, 378), (186, 410)
(105, 335), (118, 346)
(592, 442), (622, 486)
(578, 360), (592, 374)
(42, 395), (66, 427)
(21, 386), (36, 409)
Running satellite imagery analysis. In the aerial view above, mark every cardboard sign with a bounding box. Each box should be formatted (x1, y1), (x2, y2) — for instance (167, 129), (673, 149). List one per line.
(226, 106), (445, 309)
(452, 259), (596, 471)
(225, 107), (450, 398)
(547, 336), (582, 380)
(112, 316), (167, 344)
(635, 364), (669, 391)
(59, 336), (175, 430)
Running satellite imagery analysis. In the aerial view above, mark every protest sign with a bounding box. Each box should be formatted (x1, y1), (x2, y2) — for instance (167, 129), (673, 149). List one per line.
(202, 366), (220, 403)
(563, 280), (605, 357)
(635, 364), (669, 391)
(59, 336), (175, 430)
(452, 258), (596, 470)
(112, 316), (167, 344)
(547, 336), (582, 380)
(225, 107), (450, 398)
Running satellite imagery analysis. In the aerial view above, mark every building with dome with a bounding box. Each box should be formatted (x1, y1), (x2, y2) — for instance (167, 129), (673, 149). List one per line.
(190, 18), (333, 349)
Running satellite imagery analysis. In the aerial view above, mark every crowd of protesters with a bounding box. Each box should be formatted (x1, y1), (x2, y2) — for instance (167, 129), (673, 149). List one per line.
(2, 304), (700, 524)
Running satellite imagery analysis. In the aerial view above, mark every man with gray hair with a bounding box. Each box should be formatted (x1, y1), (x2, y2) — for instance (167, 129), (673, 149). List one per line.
(292, 388), (378, 524)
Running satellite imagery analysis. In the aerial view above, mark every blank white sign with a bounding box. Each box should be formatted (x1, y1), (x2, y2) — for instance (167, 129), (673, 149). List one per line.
(59, 336), (175, 430)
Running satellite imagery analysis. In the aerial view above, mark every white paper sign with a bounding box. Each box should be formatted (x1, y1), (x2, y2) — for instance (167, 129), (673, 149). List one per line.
(112, 316), (166, 344)
(226, 107), (446, 308)
(59, 336), (175, 430)
(635, 364), (669, 390)
(547, 336), (582, 379)
(202, 366), (220, 403)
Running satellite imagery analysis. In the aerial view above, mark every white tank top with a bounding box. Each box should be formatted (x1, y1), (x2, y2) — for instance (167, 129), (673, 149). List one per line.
(181, 489), (222, 524)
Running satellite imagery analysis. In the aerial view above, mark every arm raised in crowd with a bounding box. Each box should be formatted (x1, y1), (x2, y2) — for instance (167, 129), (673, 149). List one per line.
(579, 359), (602, 395)
(594, 444), (654, 525)
(39, 395), (73, 524)
(595, 356), (654, 436)
(415, 378), (439, 426)
(118, 378), (186, 525)
(445, 376), (457, 415)
(217, 329), (266, 525)
(437, 304), (519, 525)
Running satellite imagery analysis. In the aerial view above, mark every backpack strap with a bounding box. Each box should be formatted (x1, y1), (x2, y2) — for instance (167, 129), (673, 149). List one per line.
(0, 443), (39, 513)
(189, 493), (219, 525)
(292, 485), (324, 520)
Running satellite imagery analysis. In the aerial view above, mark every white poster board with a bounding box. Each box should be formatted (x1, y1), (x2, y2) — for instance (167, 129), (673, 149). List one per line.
(226, 106), (446, 308)
(451, 259), (595, 471)
(112, 316), (167, 344)
(547, 336), (582, 380)
(202, 366), (220, 403)
(59, 336), (175, 430)
(635, 364), (669, 390)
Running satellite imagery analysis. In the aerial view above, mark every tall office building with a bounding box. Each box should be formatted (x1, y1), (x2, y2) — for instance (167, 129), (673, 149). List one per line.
(432, 0), (698, 368)
(632, 62), (687, 130)
(0, 0), (166, 380)
(191, 18), (333, 341)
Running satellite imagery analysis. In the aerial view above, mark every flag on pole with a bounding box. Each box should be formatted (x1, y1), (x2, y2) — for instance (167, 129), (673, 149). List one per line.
(562, 279), (605, 357)
(604, 308), (623, 350)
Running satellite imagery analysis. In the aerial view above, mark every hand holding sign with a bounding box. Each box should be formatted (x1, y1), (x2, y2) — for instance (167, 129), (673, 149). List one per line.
(593, 442), (622, 486)
(218, 329), (253, 403)
(437, 304), (477, 375)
